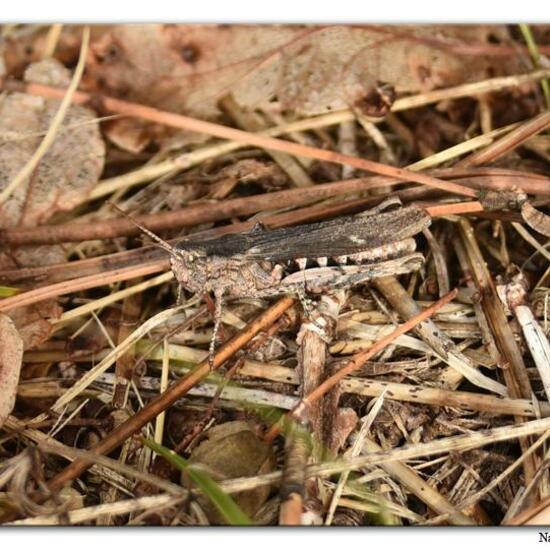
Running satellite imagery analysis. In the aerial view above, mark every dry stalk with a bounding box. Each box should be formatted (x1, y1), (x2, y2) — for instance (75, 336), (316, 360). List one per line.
(457, 110), (550, 167)
(373, 276), (506, 395)
(279, 292), (345, 524)
(457, 217), (539, 487)
(8, 494), (184, 526)
(359, 438), (474, 526)
(217, 417), (550, 496)
(0, 263), (165, 312)
(325, 393), (386, 525)
(112, 286), (144, 408)
(265, 289), (458, 442)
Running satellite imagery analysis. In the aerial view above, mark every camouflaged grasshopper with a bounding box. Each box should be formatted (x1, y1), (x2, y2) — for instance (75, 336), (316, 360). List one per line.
(124, 198), (431, 366)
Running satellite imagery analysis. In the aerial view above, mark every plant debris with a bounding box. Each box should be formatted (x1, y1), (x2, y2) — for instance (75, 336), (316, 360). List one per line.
(1, 23), (550, 528)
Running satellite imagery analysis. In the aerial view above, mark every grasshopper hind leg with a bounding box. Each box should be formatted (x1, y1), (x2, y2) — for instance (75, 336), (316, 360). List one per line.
(208, 290), (224, 370)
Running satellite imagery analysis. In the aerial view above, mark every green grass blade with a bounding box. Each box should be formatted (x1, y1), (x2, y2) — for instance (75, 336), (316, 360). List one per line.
(0, 286), (20, 298)
(519, 24), (550, 108)
(142, 437), (252, 526)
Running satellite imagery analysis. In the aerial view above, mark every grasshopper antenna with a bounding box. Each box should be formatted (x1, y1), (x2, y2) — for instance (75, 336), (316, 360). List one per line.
(107, 201), (177, 255)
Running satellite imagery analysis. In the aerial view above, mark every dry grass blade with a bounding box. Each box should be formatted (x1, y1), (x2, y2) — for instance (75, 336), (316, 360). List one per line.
(0, 263), (165, 312)
(373, 276), (507, 395)
(46, 305), (188, 416)
(458, 110), (550, 167)
(8, 494), (185, 526)
(359, 438), (474, 525)
(457, 218), (539, 485)
(312, 417), (550, 477)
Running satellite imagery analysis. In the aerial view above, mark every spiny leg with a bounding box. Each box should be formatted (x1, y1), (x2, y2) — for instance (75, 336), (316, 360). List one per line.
(296, 283), (327, 333)
(208, 289), (224, 370)
(296, 286), (314, 319)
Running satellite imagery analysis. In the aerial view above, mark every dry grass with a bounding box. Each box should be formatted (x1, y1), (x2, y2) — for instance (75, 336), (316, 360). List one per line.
(1, 23), (550, 527)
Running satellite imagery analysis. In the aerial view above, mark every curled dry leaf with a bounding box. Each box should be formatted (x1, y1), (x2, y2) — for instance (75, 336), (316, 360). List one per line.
(521, 201), (550, 237)
(0, 313), (23, 427)
(102, 117), (154, 154)
(84, 24), (522, 120)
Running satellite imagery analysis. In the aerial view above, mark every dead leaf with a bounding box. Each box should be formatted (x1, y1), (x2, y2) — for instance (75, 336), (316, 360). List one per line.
(7, 299), (62, 350)
(0, 25), (108, 79)
(189, 421), (275, 524)
(84, 24), (523, 120)
(0, 58), (105, 228)
(103, 117), (153, 154)
(85, 24), (300, 120)
(0, 313), (23, 427)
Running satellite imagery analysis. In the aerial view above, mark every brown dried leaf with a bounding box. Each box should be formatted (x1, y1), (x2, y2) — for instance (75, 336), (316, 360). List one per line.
(103, 117), (153, 154)
(84, 24), (522, 119)
(0, 58), (105, 228)
(0, 25), (109, 78)
(0, 313), (23, 427)
(189, 421), (275, 523)
(85, 24), (300, 119)
(7, 299), (62, 350)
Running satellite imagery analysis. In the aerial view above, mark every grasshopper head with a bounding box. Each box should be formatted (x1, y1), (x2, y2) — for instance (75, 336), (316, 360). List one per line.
(170, 244), (209, 294)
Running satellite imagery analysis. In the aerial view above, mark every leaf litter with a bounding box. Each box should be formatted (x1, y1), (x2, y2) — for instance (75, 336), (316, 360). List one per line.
(0, 23), (550, 527)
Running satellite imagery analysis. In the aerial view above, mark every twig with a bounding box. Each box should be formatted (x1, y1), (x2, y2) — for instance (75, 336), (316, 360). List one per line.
(373, 276), (507, 395)
(0, 263), (165, 313)
(279, 292), (345, 525)
(8, 494), (184, 526)
(41, 24), (63, 59)
(3, 165), (549, 248)
(55, 271), (173, 325)
(325, 392), (386, 525)
(359, 437), (475, 526)
(219, 417), (550, 495)
(390, 69), (550, 111)
(47, 306), (188, 417)
(458, 217), (539, 486)
(220, 94), (314, 188)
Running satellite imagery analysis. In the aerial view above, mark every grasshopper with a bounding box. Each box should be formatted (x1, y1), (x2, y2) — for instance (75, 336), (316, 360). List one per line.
(115, 199), (431, 365)
(167, 199), (431, 365)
